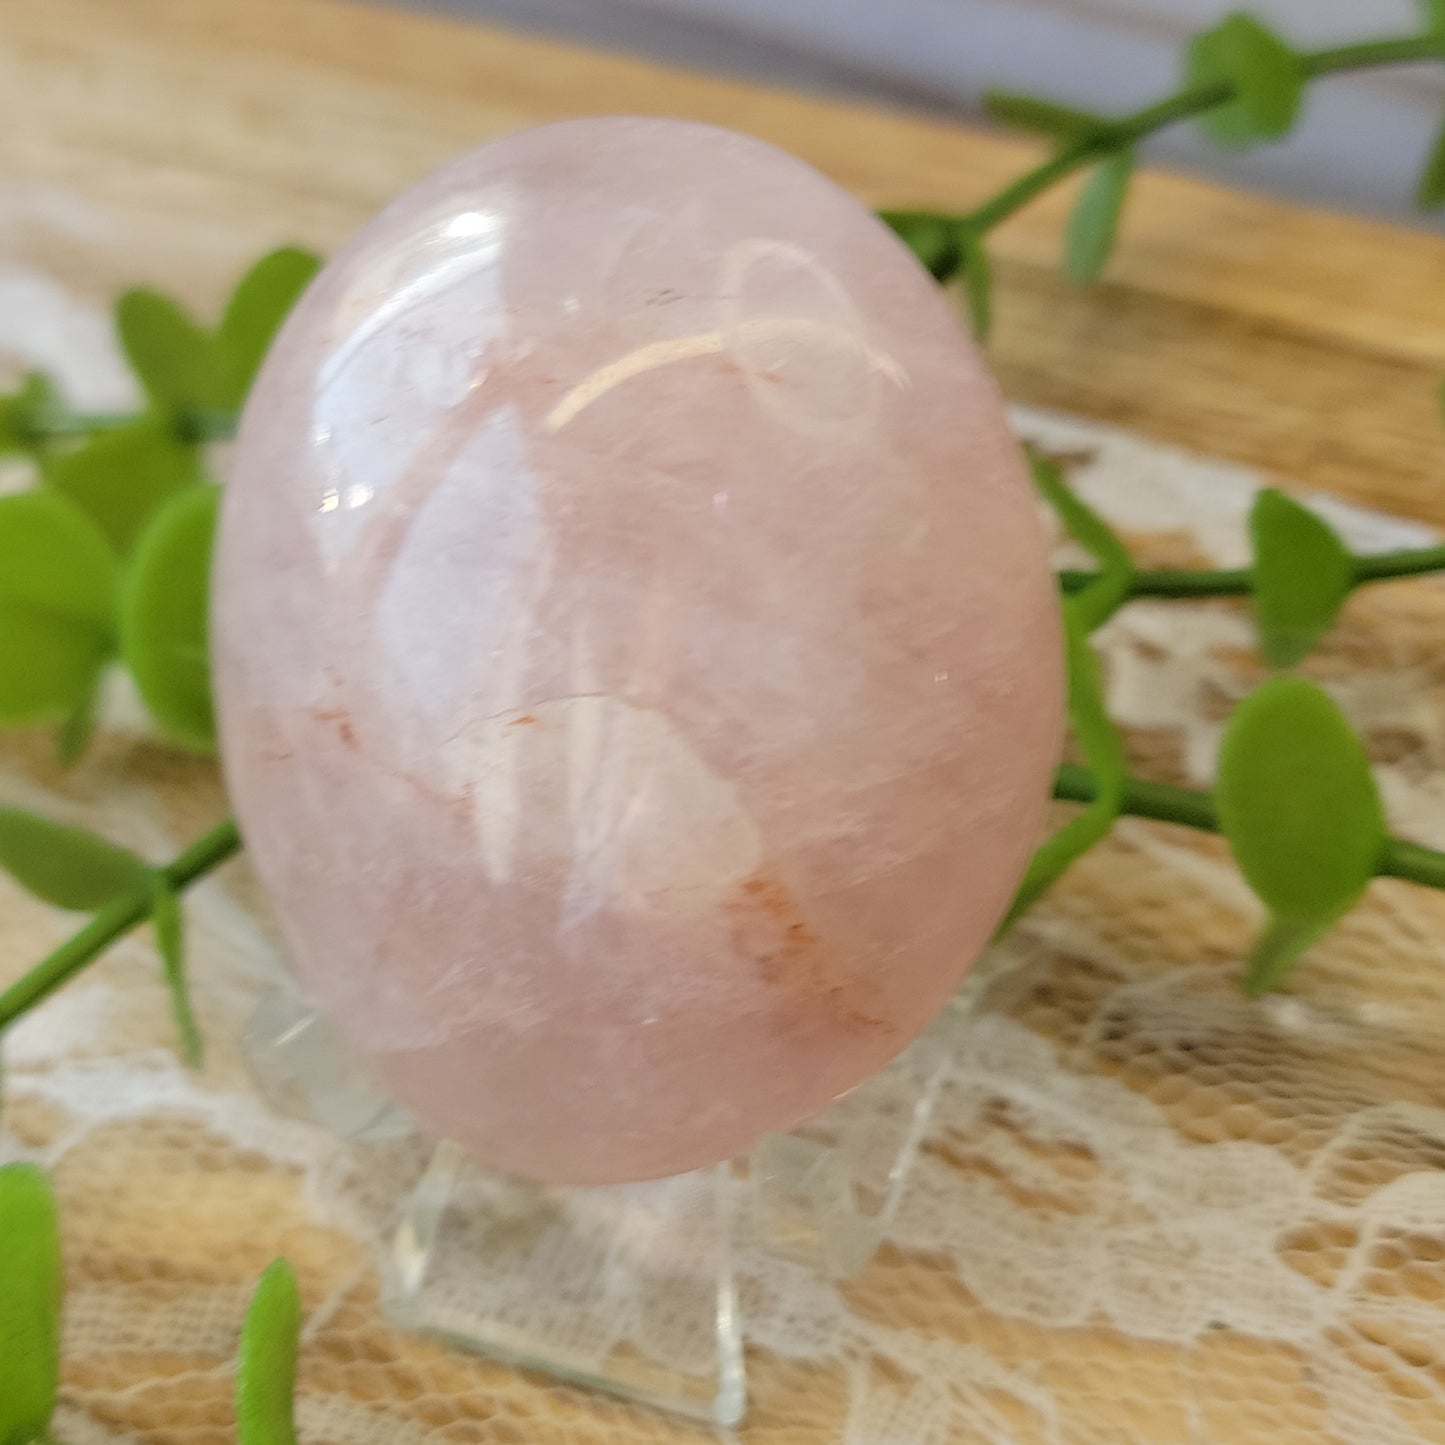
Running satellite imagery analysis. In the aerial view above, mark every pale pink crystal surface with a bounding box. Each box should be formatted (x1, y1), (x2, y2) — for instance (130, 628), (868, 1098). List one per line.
(213, 118), (1063, 1185)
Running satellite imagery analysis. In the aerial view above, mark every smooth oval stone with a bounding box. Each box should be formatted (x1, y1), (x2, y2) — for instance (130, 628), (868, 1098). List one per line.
(214, 118), (1063, 1185)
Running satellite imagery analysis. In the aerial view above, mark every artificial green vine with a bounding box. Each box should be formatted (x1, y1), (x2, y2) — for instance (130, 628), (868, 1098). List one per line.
(4, 10), (1445, 1422)
(882, 10), (1445, 308)
(0, 10), (1443, 1058)
(0, 817), (240, 1048)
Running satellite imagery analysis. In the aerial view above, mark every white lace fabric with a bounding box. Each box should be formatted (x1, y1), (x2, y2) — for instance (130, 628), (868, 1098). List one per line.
(5, 275), (1445, 1443)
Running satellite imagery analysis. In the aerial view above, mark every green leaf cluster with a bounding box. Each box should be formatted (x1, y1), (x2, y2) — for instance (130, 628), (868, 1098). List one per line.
(0, 252), (315, 1060)
(43, 416), (204, 553)
(1216, 489), (1382, 987)
(0, 248), (316, 763)
(1023, 456), (1401, 994)
(0, 807), (202, 1063)
(118, 247), (318, 424)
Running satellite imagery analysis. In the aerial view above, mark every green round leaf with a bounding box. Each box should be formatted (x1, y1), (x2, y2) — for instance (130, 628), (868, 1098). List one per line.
(1249, 488), (1354, 669)
(0, 1163), (62, 1445)
(218, 247), (322, 406)
(0, 490), (116, 627)
(120, 483), (220, 752)
(1065, 149), (1134, 285)
(0, 490), (118, 726)
(236, 1258), (301, 1445)
(1217, 676), (1384, 922)
(0, 807), (149, 911)
(0, 616), (109, 731)
(42, 416), (205, 553)
(1187, 14), (1303, 149)
(116, 288), (227, 416)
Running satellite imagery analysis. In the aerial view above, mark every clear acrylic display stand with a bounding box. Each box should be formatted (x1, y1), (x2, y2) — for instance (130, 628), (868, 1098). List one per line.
(387, 1145), (742, 1424)
(244, 986), (955, 1427)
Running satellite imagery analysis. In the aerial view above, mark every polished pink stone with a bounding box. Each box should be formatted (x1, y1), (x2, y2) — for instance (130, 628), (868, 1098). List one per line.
(213, 118), (1063, 1184)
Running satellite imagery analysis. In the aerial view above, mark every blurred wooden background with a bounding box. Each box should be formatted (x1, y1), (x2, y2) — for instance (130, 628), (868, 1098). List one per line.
(399, 0), (1445, 222)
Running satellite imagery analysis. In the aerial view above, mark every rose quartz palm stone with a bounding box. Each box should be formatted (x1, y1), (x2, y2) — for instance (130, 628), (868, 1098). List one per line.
(213, 118), (1062, 1185)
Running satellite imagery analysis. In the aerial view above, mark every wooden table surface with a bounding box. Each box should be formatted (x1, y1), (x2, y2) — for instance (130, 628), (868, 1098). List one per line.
(4, 1), (1445, 1442)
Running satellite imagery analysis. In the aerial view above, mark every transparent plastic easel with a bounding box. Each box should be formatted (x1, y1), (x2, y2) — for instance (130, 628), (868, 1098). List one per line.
(245, 988), (955, 1427)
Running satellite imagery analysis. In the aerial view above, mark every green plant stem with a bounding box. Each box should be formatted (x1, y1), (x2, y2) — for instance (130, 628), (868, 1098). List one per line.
(1059, 542), (1445, 603)
(1054, 762), (1445, 889)
(1377, 839), (1445, 890)
(927, 32), (1445, 240)
(1055, 761), (1220, 830)
(0, 818), (240, 1032)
